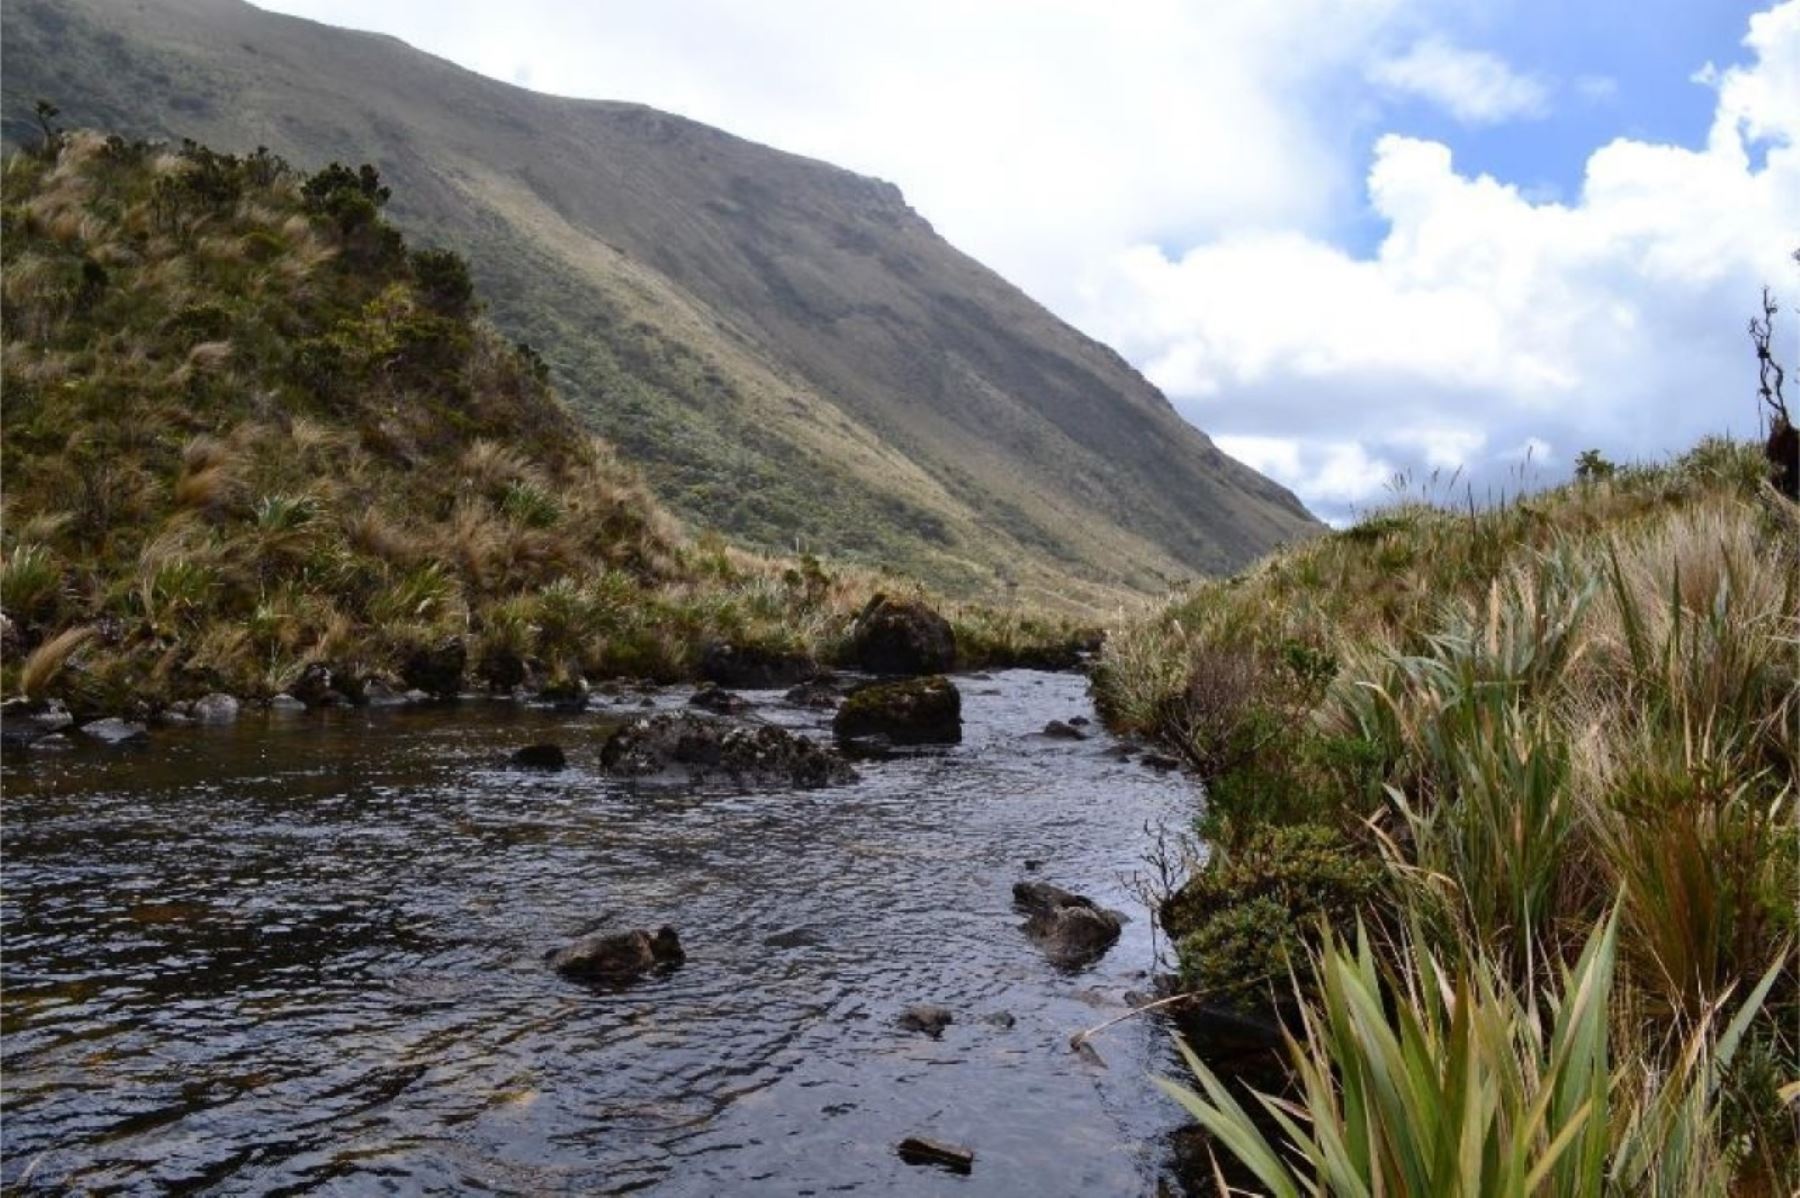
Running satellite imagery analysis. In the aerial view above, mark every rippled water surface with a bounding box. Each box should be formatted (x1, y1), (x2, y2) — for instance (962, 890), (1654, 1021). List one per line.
(3, 671), (1198, 1195)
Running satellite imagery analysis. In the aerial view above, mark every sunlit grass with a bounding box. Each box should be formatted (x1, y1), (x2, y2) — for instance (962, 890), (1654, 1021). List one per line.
(1099, 441), (1799, 1192)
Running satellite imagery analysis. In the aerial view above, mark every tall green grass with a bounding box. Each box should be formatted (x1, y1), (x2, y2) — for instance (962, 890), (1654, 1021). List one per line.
(1098, 444), (1799, 1193)
(1160, 916), (1788, 1197)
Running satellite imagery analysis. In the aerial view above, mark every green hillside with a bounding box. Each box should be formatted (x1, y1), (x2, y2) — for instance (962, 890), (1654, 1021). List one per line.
(0, 0), (1319, 610)
(0, 131), (1087, 712)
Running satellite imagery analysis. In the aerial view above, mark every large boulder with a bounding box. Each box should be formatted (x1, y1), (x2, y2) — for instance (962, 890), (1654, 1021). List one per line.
(600, 712), (856, 789)
(848, 595), (956, 676)
(1013, 881), (1123, 966)
(400, 637), (466, 698)
(833, 675), (962, 746)
(549, 926), (684, 983)
(698, 640), (817, 689)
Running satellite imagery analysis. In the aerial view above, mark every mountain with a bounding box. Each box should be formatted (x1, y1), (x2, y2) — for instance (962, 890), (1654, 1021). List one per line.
(1, 0), (1319, 608)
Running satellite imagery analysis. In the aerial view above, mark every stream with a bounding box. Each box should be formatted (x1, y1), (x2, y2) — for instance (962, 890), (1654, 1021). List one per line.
(1, 670), (1200, 1195)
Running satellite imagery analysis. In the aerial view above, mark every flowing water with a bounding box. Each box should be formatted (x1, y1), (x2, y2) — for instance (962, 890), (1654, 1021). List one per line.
(2, 670), (1200, 1195)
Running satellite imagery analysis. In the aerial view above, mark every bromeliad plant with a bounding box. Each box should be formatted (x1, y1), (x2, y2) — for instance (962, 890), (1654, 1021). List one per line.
(1158, 914), (1789, 1198)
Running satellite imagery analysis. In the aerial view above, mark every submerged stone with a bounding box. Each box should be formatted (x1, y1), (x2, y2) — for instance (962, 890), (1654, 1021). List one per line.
(687, 682), (752, 715)
(897, 1004), (954, 1038)
(549, 926), (684, 983)
(600, 712), (856, 789)
(78, 718), (148, 744)
(897, 1137), (974, 1174)
(511, 743), (567, 771)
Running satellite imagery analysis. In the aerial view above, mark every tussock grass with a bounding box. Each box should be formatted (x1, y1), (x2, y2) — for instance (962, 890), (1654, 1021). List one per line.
(16, 625), (95, 699)
(0, 130), (1094, 712)
(1098, 443), (1800, 1193)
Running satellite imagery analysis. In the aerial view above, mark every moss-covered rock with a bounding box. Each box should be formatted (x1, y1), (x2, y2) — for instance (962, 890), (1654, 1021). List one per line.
(833, 675), (962, 745)
(848, 595), (956, 676)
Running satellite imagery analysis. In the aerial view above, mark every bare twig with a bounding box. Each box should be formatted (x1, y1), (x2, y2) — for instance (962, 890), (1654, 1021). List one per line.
(1068, 973), (1276, 1052)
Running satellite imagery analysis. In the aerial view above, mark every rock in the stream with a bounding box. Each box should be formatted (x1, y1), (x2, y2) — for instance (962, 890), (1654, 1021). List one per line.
(78, 717), (148, 745)
(268, 693), (307, 713)
(1068, 716), (1091, 727)
(290, 662), (339, 708)
(848, 595), (956, 676)
(897, 1137), (974, 1175)
(1139, 752), (1182, 772)
(832, 675), (961, 746)
(549, 926), (685, 983)
(538, 676), (590, 710)
(1013, 881), (1123, 966)
(783, 675), (843, 709)
(600, 712), (856, 789)
(897, 1004), (954, 1038)
(1, 698), (74, 747)
(982, 1011), (1017, 1029)
(698, 640), (817, 689)
(1041, 719), (1086, 740)
(511, 743), (567, 771)
(192, 692), (241, 724)
(687, 682), (752, 715)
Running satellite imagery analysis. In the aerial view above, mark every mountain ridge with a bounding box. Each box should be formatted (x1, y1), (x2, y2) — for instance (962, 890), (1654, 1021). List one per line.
(1, 0), (1319, 607)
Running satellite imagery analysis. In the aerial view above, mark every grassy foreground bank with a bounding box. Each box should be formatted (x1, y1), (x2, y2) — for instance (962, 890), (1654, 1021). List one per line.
(1095, 442), (1799, 1192)
(0, 131), (1090, 717)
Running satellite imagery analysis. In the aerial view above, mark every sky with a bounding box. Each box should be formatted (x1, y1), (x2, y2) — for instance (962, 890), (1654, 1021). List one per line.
(258, 0), (1800, 523)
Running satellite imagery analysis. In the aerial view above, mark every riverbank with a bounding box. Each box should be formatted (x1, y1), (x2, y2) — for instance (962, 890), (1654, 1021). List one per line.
(0, 133), (1097, 726)
(1092, 439), (1799, 1191)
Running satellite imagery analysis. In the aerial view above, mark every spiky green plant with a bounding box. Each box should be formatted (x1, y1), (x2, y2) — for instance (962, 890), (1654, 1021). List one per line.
(1159, 915), (1784, 1198)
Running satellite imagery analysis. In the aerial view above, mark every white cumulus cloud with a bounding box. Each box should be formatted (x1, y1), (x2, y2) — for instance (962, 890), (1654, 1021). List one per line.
(1081, 1), (1800, 522)
(1369, 36), (1551, 124)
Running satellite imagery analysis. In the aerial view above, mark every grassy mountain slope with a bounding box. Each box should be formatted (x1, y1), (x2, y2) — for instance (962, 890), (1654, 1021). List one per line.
(0, 132), (1088, 712)
(1096, 444), (1799, 1191)
(0, 0), (1319, 608)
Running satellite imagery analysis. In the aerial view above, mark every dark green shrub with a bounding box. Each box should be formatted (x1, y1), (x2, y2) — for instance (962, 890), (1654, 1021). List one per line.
(1166, 823), (1384, 1005)
(411, 248), (474, 316)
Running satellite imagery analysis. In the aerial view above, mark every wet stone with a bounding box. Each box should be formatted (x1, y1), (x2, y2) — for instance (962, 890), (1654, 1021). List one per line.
(897, 1004), (954, 1038)
(897, 1137), (974, 1174)
(510, 743), (567, 771)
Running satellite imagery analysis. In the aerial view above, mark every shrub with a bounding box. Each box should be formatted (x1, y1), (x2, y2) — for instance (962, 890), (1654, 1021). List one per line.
(1165, 824), (1384, 1002)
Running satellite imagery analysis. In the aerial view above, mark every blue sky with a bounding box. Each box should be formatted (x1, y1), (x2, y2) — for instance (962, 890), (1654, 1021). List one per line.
(260, 0), (1799, 523)
(1330, 1), (1770, 253)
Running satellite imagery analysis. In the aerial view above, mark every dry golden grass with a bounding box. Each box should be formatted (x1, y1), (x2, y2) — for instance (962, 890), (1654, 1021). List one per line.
(17, 626), (95, 699)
